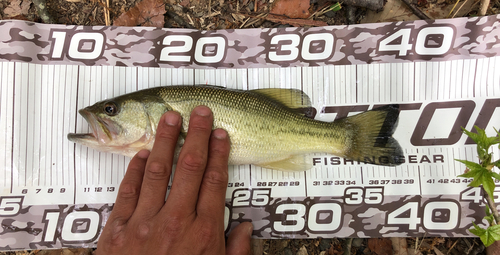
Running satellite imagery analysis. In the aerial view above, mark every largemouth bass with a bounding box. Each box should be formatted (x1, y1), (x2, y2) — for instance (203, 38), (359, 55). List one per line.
(68, 85), (403, 171)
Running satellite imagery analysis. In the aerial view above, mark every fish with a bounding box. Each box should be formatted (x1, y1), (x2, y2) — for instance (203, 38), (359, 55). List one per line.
(67, 85), (404, 171)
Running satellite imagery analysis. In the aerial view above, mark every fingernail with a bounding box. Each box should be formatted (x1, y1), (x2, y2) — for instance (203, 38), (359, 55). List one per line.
(246, 223), (254, 236)
(137, 149), (150, 159)
(165, 112), (180, 126)
(213, 129), (227, 139)
(194, 105), (211, 117)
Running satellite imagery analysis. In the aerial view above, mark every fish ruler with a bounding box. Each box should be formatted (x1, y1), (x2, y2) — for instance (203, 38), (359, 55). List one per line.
(0, 15), (499, 249)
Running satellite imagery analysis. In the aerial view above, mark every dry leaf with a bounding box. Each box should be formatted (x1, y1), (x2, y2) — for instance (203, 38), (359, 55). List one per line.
(391, 237), (409, 255)
(4, 0), (32, 18)
(270, 0), (310, 19)
(368, 238), (393, 255)
(113, 0), (166, 28)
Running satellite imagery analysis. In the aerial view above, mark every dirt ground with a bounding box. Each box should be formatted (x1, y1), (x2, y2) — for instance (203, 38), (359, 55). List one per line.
(0, 237), (489, 254)
(0, 0), (499, 254)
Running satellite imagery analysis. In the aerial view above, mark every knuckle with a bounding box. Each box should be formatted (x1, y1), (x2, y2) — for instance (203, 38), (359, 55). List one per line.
(145, 161), (171, 180)
(210, 142), (230, 158)
(196, 223), (218, 246)
(118, 182), (139, 199)
(101, 218), (127, 247)
(156, 127), (179, 141)
(203, 170), (228, 189)
(179, 153), (206, 173)
(189, 121), (212, 132)
(188, 113), (213, 133)
(163, 215), (184, 237)
(134, 222), (151, 240)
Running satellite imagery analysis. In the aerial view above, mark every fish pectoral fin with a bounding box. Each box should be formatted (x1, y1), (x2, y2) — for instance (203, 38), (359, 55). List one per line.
(254, 155), (312, 172)
(250, 88), (312, 109)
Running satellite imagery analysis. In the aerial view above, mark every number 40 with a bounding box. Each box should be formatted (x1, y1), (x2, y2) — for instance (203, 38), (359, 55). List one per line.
(378, 27), (454, 56)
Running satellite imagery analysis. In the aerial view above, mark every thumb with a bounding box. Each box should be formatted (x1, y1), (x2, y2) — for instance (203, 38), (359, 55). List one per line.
(226, 222), (253, 255)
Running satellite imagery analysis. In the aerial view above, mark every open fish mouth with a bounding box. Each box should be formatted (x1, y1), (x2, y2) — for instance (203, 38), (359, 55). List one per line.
(67, 109), (112, 144)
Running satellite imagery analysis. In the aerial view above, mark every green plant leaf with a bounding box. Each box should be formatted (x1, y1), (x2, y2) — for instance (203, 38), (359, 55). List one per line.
(462, 126), (499, 162)
(477, 224), (500, 247)
(328, 2), (342, 12)
(492, 171), (500, 181)
(493, 160), (500, 170)
(484, 215), (495, 225)
(456, 159), (485, 177)
(481, 174), (496, 200)
(456, 159), (495, 198)
(496, 128), (500, 149)
(470, 222), (487, 237)
(462, 127), (481, 143)
(484, 205), (494, 225)
(474, 126), (500, 147)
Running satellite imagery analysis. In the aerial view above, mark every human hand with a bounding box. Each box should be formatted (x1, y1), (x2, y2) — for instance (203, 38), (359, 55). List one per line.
(96, 106), (253, 255)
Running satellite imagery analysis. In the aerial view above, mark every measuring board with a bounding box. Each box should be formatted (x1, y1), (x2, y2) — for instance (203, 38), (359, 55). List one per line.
(0, 15), (500, 250)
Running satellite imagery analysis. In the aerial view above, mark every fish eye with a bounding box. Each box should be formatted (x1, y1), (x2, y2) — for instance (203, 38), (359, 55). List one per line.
(103, 102), (119, 116)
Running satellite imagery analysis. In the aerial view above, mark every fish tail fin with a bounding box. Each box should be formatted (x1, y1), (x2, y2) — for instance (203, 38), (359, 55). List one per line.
(339, 104), (404, 166)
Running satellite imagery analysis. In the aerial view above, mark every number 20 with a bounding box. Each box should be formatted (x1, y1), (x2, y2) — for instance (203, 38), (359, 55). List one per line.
(159, 35), (226, 64)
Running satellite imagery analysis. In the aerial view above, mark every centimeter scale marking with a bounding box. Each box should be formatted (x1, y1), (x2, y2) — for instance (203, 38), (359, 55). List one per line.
(1, 59), (500, 204)
(0, 59), (499, 248)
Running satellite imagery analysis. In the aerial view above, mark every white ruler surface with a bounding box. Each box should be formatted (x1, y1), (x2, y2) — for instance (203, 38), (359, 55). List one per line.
(0, 16), (499, 249)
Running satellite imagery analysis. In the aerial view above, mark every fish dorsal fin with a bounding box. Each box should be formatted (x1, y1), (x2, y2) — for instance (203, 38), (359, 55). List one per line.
(254, 154), (312, 172)
(250, 88), (312, 109)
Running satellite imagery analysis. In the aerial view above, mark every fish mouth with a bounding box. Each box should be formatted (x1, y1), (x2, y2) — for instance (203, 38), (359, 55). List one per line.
(67, 109), (112, 145)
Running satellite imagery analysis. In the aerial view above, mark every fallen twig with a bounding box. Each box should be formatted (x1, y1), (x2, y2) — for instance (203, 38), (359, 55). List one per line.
(251, 239), (264, 255)
(165, 9), (194, 28)
(399, 0), (431, 19)
(308, 3), (333, 19)
(239, 17), (251, 28)
(343, 238), (352, 255)
(447, 0), (461, 17)
(415, 233), (427, 252)
(239, 13), (268, 28)
(479, 0), (490, 15)
(391, 237), (409, 255)
(186, 13), (195, 27)
(103, 0), (111, 26)
(32, 0), (55, 23)
(450, 0), (474, 18)
(266, 13), (328, 27)
(446, 239), (459, 254)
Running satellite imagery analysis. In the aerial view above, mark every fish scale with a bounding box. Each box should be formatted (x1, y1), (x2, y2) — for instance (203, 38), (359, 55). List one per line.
(158, 86), (343, 164)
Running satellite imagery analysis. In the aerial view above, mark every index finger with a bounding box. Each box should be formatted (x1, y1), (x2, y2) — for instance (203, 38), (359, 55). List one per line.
(133, 111), (181, 218)
(164, 106), (213, 215)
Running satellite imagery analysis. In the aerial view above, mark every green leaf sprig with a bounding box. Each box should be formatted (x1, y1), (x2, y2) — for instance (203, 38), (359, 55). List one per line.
(456, 126), (500, 247)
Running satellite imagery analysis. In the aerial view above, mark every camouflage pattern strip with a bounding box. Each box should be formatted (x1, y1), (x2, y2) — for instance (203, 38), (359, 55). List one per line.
(0, 193), (489, 250)
(0, 15), (499, 68)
